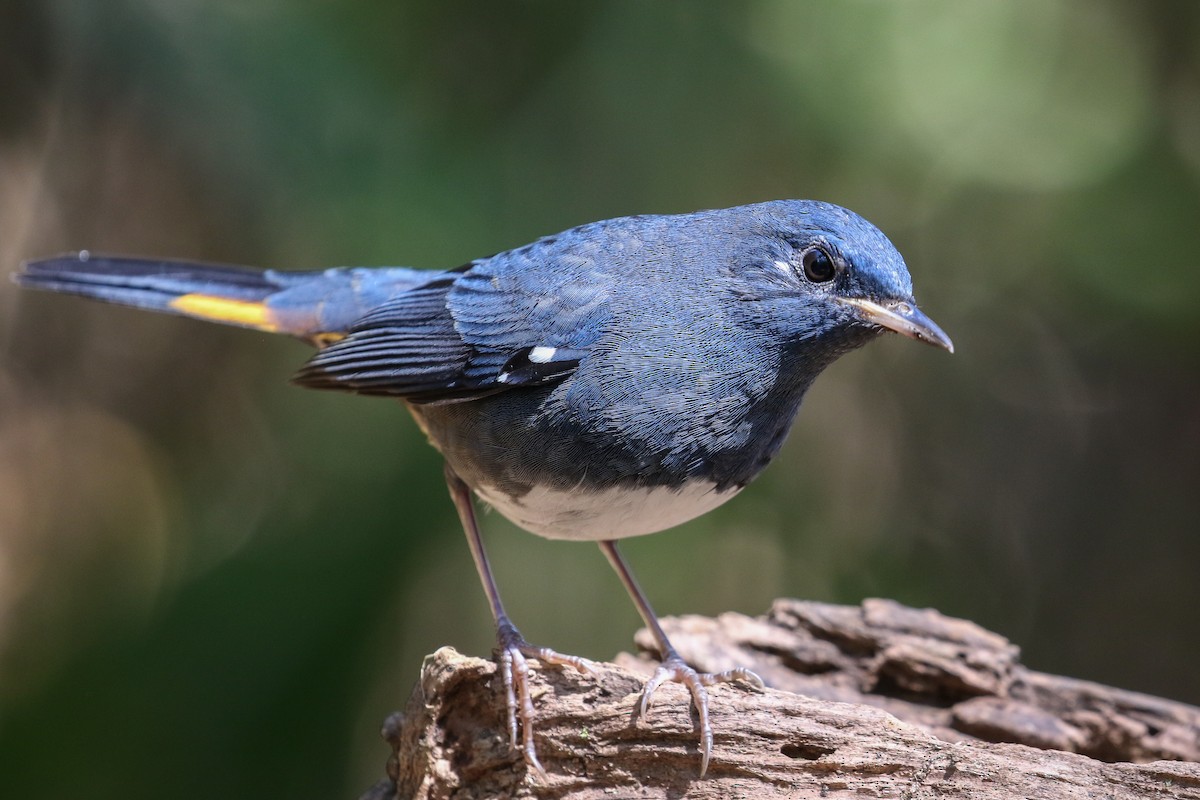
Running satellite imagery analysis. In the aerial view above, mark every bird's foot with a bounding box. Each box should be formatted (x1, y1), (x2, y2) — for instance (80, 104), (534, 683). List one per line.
(636, 652), (764, 776)
(494, 617), (595, 777)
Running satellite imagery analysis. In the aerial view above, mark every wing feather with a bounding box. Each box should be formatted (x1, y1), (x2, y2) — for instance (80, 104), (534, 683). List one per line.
(292, 229), (617, 400)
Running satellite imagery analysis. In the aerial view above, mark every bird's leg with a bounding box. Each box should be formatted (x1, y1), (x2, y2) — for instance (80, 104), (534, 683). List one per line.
(444, 465), (594, 776)
(598, 539), (763, 776)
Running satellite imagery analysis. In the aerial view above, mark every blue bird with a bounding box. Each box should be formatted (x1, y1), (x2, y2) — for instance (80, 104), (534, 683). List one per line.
(17, 200), (952, 776)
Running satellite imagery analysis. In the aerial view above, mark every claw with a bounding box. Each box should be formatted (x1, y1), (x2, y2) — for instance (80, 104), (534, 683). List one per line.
(494, 619), (594, 777)
(635, 654), (762, 777)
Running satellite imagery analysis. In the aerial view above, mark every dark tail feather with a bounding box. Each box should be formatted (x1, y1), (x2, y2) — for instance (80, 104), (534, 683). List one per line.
(17, 252), (444, 341)
(18, 252), (280, 308)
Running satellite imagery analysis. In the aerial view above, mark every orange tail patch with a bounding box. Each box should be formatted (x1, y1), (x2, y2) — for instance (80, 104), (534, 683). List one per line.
(168, 294), (280, 332)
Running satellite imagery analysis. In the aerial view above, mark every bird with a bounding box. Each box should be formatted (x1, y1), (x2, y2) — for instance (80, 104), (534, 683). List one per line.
(17, 199), (952, 777)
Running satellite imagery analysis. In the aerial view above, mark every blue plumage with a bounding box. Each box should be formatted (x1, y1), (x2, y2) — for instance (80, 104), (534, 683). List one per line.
(17, 198), (952, 777)
(292, 201), (946, 504)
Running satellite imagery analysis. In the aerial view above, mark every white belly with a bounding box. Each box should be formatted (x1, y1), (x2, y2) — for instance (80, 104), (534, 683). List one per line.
(474, 480), (742, 541)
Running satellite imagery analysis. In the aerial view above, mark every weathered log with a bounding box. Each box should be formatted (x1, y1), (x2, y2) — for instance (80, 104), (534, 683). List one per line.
(363, 598), (1200, 799)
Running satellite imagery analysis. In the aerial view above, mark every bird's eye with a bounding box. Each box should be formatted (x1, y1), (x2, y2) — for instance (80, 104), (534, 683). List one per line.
(801, 247), (837, 283)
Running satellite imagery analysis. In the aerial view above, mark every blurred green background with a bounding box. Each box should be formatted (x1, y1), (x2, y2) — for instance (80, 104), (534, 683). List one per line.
(1, 0), (1198, 796)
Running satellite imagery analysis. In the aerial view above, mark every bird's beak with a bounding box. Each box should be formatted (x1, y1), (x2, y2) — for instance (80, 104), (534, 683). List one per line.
(838, 297), (954, 353)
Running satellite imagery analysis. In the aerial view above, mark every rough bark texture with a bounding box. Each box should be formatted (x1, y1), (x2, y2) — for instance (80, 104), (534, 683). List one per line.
(363, 598), (1200, 799)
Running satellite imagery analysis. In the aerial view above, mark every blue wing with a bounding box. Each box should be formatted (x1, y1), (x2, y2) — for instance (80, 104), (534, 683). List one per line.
(292, 227), (616, 402)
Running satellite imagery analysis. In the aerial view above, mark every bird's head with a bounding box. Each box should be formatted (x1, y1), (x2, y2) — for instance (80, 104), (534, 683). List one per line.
(725, 200), (953, 359)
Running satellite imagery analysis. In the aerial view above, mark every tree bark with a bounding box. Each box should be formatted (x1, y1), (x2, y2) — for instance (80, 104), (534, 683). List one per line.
(362, 598), (1200, 799)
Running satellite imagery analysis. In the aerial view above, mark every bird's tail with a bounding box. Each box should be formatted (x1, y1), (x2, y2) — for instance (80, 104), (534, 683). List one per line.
(17, 252), (435, 345)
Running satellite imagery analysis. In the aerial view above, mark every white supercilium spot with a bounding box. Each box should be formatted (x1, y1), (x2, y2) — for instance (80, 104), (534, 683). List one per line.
(773, 259), (791, 274)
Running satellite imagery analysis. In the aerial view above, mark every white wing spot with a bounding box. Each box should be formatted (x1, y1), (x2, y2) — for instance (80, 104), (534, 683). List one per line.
(529, 346), (557, 363)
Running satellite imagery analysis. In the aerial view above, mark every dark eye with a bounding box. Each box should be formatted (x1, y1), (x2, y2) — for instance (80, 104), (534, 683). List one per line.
(801, 247), (837, 283)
